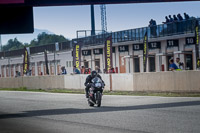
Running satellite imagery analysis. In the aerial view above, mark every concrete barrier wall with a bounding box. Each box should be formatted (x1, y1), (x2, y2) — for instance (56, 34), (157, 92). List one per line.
(0, 76), (65, 89)
(0, 77), (22, 88)
(22, 76), (65, 89)
(112, 74), (133, 91)
(133, 71), (200, 92)
(0, 71), (200, 92)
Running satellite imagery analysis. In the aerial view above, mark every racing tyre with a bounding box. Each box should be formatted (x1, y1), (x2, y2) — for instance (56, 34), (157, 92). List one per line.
(96, 91), (102, 107)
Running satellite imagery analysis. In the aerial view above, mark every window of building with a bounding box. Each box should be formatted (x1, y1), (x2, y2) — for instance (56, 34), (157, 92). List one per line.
(149, 56), (156, 72)
(95, 59), (100, 68)
(185, 54), (193, 70)
(84, 62), (89, 68)
(66, 61), (69, 67)
(134, 57), (140, 73)
(69, 61), (71, 67)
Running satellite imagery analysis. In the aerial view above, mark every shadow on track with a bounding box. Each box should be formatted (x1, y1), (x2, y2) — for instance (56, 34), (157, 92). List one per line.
(0, 100), (200, 119)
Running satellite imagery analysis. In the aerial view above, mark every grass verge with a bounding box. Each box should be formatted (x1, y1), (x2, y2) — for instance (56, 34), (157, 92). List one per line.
(0, 88), (200, 97)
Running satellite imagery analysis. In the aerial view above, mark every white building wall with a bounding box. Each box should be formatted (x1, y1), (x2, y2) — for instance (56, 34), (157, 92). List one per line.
(115, 46), (120, 73)
(129, 44), (134, 73)
(139, 55), (144, 73)
(91, 50), (95, 70)
(161, 40), (167, 71)
(0, 34), (199, 76)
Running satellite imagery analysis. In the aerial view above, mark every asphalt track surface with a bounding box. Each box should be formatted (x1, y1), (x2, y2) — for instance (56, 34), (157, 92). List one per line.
(0, 91), (200, 133)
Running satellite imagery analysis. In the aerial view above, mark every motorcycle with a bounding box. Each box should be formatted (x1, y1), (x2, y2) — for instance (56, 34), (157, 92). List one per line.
(87, 76), (104, 107)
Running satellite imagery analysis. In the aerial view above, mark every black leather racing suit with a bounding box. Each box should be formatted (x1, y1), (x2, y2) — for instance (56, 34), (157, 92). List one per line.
(84, 74), (104, 97)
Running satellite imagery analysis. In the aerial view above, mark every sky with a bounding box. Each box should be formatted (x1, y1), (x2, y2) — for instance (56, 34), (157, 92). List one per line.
(2, 1), (200, 44)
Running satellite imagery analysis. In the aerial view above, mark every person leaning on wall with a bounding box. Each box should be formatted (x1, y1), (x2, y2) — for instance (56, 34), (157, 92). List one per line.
(73, 66), (80, 74)
(15, 71), (20, 77)
(81, 66), (85, 74)
(197, 59), (200, 70)
(61, 66), (67, 75)
(95, 66), (102, 73)
(176, 57), (184, 70)
(169, 59), (178, 71)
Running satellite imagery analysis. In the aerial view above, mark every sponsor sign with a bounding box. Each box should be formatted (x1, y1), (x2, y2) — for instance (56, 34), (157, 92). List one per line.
(44, 50), (49, 75)
(23, 47), (29, 74)
(105, 36), (113, 73)
(167, 40), (179, 47)
(143, 32), (148, 72)
(93, 49), (103, 55)
(186, 37), (196, 45)
(73, 42), (82, 70)
(82, 50), (91, 56)
(118, 45), (129, 52)
(195, 20), (200, 68)
(133, 44), (143, 51)
(148, 42), (161, 49)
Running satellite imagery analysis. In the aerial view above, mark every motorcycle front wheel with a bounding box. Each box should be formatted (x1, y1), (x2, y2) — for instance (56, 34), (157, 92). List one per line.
(96, 91), (102, 107)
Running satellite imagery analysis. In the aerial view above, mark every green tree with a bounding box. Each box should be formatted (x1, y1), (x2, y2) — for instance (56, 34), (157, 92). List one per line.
(2, 38), (24, 51)
(30, 32), (69, 47)
(3, 33), (70, 51)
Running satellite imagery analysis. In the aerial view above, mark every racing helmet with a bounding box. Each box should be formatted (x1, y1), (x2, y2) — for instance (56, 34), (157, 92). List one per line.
(91, 70), (97, 78)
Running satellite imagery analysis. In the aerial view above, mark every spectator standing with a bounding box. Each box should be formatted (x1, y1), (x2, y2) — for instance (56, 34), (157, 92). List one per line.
(197, 59), (200, 70)
(15, 71), (20, 77)
(184, 13), (190, 20)
(84, 68), (89, 74)
(73, 66), (80, 74)
(169, 59), (178, 71)
(168, 15), (174, 34)
(149, 19), (154, 37)
(176, 58), (184, 70)
(81, 66), (85, 74)
(152, 19), (157, 25)
(95, 66), (102, 73)
(172, 15), (178, 33)
(152, 19), (157, 36)
(61, 66), (67, 75)
(149, 19), (157, 37)
(177, 14), (183, 21)
(149, 19), (153, 26)
(109, 68), (115, 73)
(177, 14), (184, 33)
(173, 15), (178, 22)
(163, 16), (170, 24)
(88, 68), (91, 74)
(169, 15), (174, 22)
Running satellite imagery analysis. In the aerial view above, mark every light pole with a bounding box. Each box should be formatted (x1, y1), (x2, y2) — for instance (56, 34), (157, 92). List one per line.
(54, 42), (59, 75)
(8, 58), (10, 77)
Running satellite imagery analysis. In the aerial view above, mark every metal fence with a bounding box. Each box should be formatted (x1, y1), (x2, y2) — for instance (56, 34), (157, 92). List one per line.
(73, 18), (199, 46)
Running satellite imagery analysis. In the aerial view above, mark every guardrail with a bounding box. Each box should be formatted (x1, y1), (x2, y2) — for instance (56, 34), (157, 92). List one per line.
(73, 18), (199, 46)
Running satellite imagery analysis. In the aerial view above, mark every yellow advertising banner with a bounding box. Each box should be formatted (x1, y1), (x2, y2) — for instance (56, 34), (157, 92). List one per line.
(143, 32), (148, 72)
(105, 36), (113, 73)
(73, 42), (82, 70)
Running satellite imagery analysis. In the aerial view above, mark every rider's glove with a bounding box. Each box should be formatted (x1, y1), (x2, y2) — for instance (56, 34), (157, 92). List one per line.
(84, 83), (87, 86)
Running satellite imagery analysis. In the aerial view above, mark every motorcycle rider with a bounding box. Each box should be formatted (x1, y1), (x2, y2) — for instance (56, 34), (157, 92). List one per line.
(84, 70), (105, 98)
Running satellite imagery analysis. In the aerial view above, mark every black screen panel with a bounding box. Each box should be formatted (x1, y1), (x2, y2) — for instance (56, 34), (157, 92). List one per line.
(0, 6), (33, 34)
